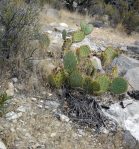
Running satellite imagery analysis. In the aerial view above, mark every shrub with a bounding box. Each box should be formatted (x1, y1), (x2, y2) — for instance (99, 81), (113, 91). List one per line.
(0, 0), (39, 60)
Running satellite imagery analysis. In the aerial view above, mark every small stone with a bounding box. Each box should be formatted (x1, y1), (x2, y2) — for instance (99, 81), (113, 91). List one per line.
(31, 97), (37, 101)
(59, 114), (70, 122)
(12, 78), (18, 83)
(50, 133), (57, 137)
(47, 30), (53, 34)
(6, 111), (22, 120)
(78, 129), (85, 136)
(47, 92), (52, 97)
(0, 140), (7, 149)
(59, 23), (68, 28)
(45, 101), (60, 110)
(38, 104), (43, 108)
(6, 82), (14, 97)
(16, 106), (26, 112)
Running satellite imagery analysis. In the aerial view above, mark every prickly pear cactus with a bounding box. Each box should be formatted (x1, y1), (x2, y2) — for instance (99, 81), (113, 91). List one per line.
(80, 21), (93, 35)
(64, 51), (77, 73)
(62, 29), (67, 40)
(72, 31), (85, 43)
(76, 45), (91, 58)
(39, 34), (50, 49)
(95, 75), (111, 94)
(110, 77), (128, 94)
(101, 47), (119, 66)
(62, 38), (72, 51)
(47, 69), (66, 88)
(69, 71), (83, 88)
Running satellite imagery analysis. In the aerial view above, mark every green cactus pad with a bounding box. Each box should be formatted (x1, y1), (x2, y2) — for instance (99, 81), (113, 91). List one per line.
(62, 38), (72, 51)
(80, 21), (86, 31)
(69, 71), (83, 88)
(110, 77), (128, 94)
(62, 29), (67, 40)
(76, 45), (91, 58)
(95, 75), (111, 93)
(72, 31), (85, 43)
(102, 47), (119, 66)
(83, 77), (100, 93)
(83, 77), (93, 93)
(64, 51), (77, 73)
(39, 34), (50, 49)
(80, 21), (93, 35)
(48, 69), (66, 88)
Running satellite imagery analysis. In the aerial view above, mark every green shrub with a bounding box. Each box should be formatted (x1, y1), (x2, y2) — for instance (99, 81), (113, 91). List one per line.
(0, 0), (39, 60)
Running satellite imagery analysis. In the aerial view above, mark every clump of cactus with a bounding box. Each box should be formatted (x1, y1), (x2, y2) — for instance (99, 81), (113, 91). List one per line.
(47, 21), (128, 96)
(110, 77), (128, 94)
(72, 30), (85, 43)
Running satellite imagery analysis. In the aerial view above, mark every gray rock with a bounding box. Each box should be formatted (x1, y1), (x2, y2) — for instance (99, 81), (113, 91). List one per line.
(46, 8), (60, 18)
(71, 37), (101, 52)
(59, 114), (70, 122)
(16, 106), (27, 113)
(90, 56), (103, 71)
(0, 140), (7, 149)
(125, 67), (139, 90)
(134, 41), (139, 46)
(89, 21), (104, 28)
(104, 99), (139, 141)
(112, 54), (139, 75)
(127, 45), (139, 54)
(6, 111), (22, 121)
(45, 101), (60, 110)
(12, 78), (18, 83)
(122, 100), (133, 108)
(124, 130), (139, 149)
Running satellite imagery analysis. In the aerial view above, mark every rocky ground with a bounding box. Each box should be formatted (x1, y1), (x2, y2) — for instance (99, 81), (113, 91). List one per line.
(0, 6), (139, 149)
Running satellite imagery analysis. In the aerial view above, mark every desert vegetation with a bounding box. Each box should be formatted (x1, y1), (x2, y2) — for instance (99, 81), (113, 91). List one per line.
(0, 0), (139, 148)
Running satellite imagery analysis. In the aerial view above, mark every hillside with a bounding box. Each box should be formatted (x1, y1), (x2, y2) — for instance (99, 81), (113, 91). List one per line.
(0, 2), (139, 149)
